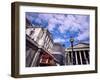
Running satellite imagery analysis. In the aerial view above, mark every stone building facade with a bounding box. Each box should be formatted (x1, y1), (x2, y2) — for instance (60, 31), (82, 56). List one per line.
(26, 27), (56, 67)
(65, 43), (90, 65)
(26, 27), (53, 51)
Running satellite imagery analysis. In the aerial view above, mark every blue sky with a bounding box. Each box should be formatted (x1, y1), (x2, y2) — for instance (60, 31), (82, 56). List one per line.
(26, 12), (90, 48)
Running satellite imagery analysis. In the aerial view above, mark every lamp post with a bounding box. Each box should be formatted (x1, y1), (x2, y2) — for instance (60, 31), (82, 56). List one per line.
(70, 37), (74, 65)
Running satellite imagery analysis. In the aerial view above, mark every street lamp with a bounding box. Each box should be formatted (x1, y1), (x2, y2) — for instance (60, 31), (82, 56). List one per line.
(70, 37), (74, 65)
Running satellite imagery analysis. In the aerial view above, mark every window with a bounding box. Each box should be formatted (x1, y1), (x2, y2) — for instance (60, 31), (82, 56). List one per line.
(29, 29), (35, 36)
(39, 53), (49, 64)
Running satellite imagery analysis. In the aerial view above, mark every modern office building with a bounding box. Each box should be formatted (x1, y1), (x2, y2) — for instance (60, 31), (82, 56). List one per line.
(65, 43), (90, 65)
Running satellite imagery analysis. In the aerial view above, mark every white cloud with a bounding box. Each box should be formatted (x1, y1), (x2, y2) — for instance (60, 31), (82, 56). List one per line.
(54, 38), (65, 43)
(58, 15), (89, 33)
(47, 24), (56, 31)
(76, 30), (89, 41)
(26, 13), (89, 43)
(26, 12), (38, 23)
(53, 14), (65, 21)
(38, 14), (53, 21)
(35, 18), (42, 24)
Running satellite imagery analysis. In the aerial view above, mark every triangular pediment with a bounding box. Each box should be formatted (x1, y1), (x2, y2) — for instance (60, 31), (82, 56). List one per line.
(73, 43), (89, 48)
(67, 43), (89, 50)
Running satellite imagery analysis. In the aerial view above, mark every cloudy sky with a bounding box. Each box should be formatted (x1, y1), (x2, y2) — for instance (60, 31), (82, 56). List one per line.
(26, 12), (90, 48)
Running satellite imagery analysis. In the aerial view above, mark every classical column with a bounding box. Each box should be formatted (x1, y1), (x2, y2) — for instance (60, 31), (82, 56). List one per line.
(85, 50), (90, 64)
(83, 51), (88, 64)
(75, 51), (78, 65)
(79, 51), (83, 65)
(26, 48), (32, 67)
(71, 52), (73, 65)
(31, 49), (41, 67)
(68, 52), (71, 65)
(88, 51), (90, 64)
(66, 53), (69, 65)
(67, 52), (70, 65)
(65, 53), (67, 65)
